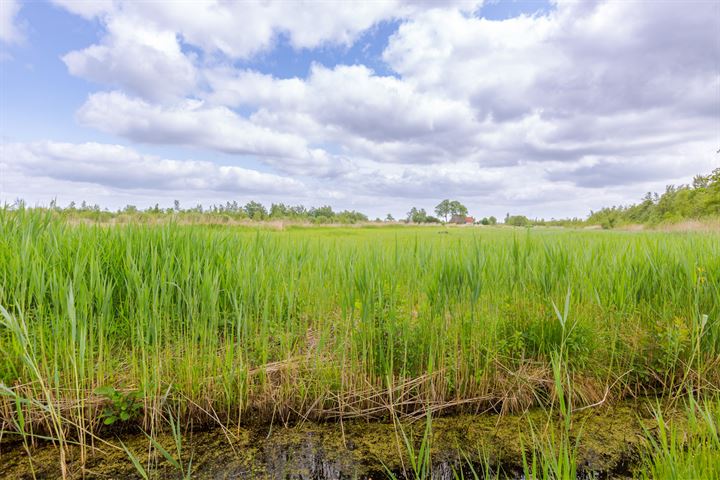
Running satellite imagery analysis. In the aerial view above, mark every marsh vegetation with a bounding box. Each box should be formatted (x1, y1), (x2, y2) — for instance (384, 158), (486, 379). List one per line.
(0, 208), (718, 478)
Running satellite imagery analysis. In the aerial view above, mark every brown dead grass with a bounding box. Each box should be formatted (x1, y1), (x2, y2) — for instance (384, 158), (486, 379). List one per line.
(615, 219), (720, 233)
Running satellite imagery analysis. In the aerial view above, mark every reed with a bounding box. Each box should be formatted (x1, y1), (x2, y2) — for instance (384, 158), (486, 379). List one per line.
(1, 207), (718, 450)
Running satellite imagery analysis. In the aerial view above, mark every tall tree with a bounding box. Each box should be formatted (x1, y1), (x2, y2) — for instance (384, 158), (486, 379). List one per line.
(244, 201), (267, 219)
(435, 199), (451, 222)
(407, 207), (428, 223)
(449, 200), (468, 217)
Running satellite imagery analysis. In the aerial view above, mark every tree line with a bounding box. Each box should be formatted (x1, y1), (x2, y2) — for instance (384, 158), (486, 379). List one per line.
(587, 168), (720, 228)
(35, 199), (369, 224)
(10, 168), (719, 227)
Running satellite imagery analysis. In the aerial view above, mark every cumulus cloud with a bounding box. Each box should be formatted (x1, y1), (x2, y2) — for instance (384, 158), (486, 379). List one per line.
(55, 1), (482, 58)
(546, 140), (718, 189)
(378, 1), (719, 171)
(51, 0), (114, 20)
(0, 0), (23, 43)
(206, 64), (480, 155)
(384, 1), (720, 120)
(4, 141), (305, 194)
(76, 91), (350, 176)
(350, 162), (505, 199)
(62, 15), (197, 103)
(10, 0), (719, 218)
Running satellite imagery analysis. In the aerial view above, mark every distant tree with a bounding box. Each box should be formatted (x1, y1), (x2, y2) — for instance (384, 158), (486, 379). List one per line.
(480, 217), (490, 225)
(385, 213), (395, 222)
(407, 207), (429, 223)
(16, 199), (378, 225)
(287, 205), (306, 217)
(587, 167), (720, 226)
(435, 199), (451, 222)
(693, 175), (710, 189)
(449, 200), (468, 218)
(506, 215), (530, 227)
(407, 207), (418, 223)
(244, 201), (267, 219)
(270, 203), (289, 218)
(310, 205), (334, 218)
(334, 210), (368, 224)
(488, 216), (497, 225)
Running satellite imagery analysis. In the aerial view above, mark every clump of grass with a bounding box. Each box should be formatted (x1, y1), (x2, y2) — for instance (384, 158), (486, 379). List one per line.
(383, 411), (434, 479)
(639, 396), (720, 479)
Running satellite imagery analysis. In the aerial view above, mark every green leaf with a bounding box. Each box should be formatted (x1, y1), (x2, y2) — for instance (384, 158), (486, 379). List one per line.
(120, 411), (131, 421)
(145, 433), (181, 469)
(95, 386), (115, 397)
(104, 415), (117, 425)
(120, 440), (149, 480)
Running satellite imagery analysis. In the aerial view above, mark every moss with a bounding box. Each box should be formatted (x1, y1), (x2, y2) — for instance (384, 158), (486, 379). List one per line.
(0, 401), (683, 479)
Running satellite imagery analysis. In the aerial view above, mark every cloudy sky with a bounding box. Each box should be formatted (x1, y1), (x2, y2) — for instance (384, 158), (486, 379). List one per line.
(1, 0), (718, 219)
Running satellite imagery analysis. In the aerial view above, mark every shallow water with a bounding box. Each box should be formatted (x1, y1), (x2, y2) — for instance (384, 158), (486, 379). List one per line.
(0, 402), (664, 479)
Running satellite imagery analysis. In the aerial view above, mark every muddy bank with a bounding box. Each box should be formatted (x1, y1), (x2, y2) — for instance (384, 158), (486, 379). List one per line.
(0, 402), (669, 479)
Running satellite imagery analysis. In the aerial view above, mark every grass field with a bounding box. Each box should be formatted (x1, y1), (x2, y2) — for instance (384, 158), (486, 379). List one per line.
(1, 208), (719, 477)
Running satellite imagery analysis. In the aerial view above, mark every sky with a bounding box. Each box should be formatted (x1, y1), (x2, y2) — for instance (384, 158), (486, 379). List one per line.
(0, 0), (718, 220)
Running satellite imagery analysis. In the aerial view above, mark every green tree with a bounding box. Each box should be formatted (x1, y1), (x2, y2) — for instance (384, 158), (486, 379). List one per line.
(407, 207), (429, 223)
(244, 201), (267, 220)
(506, 215), (530, 227)
(270, 203), (289, 218)
(587, 168), (720, 226)
(435, 199), (451, 222)
(310, 205), (334, 218)
(449, 200), (468, 217)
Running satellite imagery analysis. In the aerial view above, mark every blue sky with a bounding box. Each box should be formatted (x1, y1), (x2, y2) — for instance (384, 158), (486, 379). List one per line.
(1, 0), (717, 218)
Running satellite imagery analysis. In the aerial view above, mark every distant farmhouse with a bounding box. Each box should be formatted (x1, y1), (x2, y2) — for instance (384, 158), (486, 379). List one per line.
(449, 215), (474, 224)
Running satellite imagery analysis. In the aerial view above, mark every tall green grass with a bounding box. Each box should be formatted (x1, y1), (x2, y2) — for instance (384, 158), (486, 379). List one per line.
(1, 207), (718, 446)
(639, 396), (720, 479)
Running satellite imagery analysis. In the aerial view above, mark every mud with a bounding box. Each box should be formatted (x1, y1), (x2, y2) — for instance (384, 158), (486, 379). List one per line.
(0, 401), (669, 479)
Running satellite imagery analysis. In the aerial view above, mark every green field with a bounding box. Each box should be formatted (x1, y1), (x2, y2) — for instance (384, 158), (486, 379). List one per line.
(1, 209), (719, 477)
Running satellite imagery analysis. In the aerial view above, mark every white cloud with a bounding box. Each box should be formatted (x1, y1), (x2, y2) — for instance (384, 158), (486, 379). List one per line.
(62, 15), (197, 103)
(76, 91), (350, 176)
(55, 1), (482, 58)
(384, 1), (720, 122)
(0, 0), (23, 43)
(51, 0), (115, 20)
(207, 64), (479, 151)
(10, 0), (719, 219)
(3, 141), (304, 194)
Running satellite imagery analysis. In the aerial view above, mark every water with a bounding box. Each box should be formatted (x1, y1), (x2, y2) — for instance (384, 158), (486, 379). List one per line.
(0, 402), (653, 479)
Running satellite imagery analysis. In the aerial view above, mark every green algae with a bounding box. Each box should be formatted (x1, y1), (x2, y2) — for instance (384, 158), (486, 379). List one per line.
(0, 401), (677, 479)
